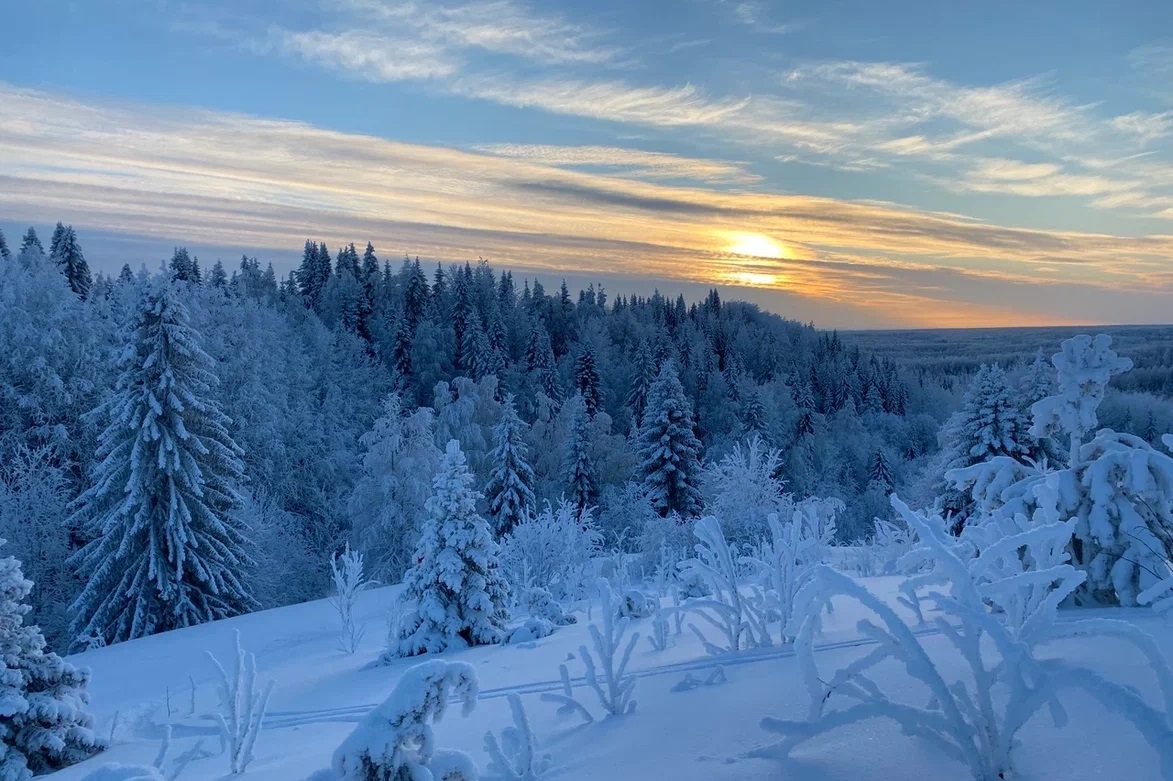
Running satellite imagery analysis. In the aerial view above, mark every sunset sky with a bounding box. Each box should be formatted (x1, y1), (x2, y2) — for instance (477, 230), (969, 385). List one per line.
(1, 0), (1172, 328)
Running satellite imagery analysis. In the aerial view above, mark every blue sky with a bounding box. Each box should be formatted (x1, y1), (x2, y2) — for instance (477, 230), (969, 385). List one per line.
(1, 0), (1172, 327)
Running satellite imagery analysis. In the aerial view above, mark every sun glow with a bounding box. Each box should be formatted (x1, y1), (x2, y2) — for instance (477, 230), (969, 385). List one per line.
(726, 232), (789, 259)
(728, 271), (780, 287)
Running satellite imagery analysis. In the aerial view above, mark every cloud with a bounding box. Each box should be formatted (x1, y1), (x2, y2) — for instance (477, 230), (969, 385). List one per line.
(269, 29), (458, 81)
(2, 83), (1171, 328)
(472, 144), (759, 184)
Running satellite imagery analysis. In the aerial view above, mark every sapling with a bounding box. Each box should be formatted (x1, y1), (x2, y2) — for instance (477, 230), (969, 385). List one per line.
(329, 544), (375, 654)
(484, 694), (551, 781)
(206, 631), (273, 775)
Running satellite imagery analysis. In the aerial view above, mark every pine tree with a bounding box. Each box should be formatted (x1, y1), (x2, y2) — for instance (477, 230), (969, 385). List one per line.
(69, 280), (256, 645)
(564, 394), (598, 519)
(636, 361), (703, 518)
(0, 543), (103, 779)
(573, 348), (603, 419)
(742, 386), (766, 435)
(50, 226), (91, 299)
(484, 394), (536, 536)
(0, 228), (9, 261)
(935, 363), (1029, 531)
(392, 440), (509, 656)
(18, 228), (42, 256)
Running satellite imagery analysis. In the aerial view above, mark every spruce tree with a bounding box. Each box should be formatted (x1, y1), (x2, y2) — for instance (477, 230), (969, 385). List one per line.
(935, 363), (1029, 531)
(564, 394), (598, 519)
(636, 361), (703, 518)
(69, 280), (255, 645)
(573, 348), (602, 419)
(392, 440), (509, 656)
(168, 247), (197, 282)
(118, 263), (134, 284)
(403, 259), (429, 331)
(0, 228), (9, 261)
(742, 386), (766, 435)
(48, 223), (67, 260)
(18, 228), (42, 256)
(868, 448), (894, 491)
(209, 260), (228, 288)
(50, 226), (91, 299)
(627, 338), (658, 428)
(0, 543), (103, 779)
(484, 394), (536, 536)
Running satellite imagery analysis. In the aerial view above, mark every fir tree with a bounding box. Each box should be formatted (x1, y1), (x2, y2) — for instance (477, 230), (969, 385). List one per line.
(210, 260), (228, 288)
(50, 226), (91, 299)
(868, 448), (894, 491)
(636, 361), (703, 518)
(69, 280), (255, 645)
(742, 386), (766, 435)
(48, 222), (66, 259)
(18, 228), (42, 256)
(935, 363), (1029, 531)
(0, 228), (9, 261)
(484, 395), (536, 536)
(118, 263), (134, 284)
(392, 440), (509, 656)
(0, 543), (103, 779)
(403, 259), (429, 331)
(573, 348), (603, 419)
(564, 394), (598, 519)
(627, 338), (658, 429)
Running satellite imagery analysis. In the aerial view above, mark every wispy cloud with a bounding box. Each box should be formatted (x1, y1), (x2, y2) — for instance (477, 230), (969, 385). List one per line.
(472, 144), (760, 184)
(3, 84), (1172, 328)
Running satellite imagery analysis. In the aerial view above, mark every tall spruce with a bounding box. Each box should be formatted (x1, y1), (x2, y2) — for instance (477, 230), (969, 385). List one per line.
(636, 360), (703, 518)
(573, 348), (602, 419)
(69, 280), (255, 646)
(0, 228), (9, 260)
(18, 228), (42, 256)
(49, 225), (91, 299)
(484, 394), (536, 536)
(564, 393), (598, 519)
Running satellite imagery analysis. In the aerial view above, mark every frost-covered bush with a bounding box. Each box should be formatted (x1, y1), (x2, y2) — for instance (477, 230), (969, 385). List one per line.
(207, 631), (273, 775)
(330, 545), (375, 654)
(615, 589), (657, 619)
(331, 660), (479, 781)
(500, 500), (601, 604)
(701, 435), (791, 546)
(522, 588), (575, 627)
(483, 694), (550, 781)
(744, 499), (840, 644)
(679, 515), (770, 653)
(507, 618), (555, 644)
(948, 334), (1173, 605)
(542, 581), (638, 718)
(754, 495), (1173, 781)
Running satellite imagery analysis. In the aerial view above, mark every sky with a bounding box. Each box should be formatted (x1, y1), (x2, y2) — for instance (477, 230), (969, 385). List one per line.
(1, 0), (1172, 328)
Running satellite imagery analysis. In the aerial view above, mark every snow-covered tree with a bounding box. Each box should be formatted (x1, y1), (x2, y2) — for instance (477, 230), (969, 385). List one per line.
(868, 447), (894, 491)
(948, 335), (1173, 605)
(484, 395), (536, 537)
(389, 440), (510, 657)
(329, 545), (375, 655)
(49, 225), (91, 299)
(933, 364), (1030, 531)
(563, 394), (597, 519)
(206, 631), (272, 775)
(626, 338), (658, 429)
(499, 499), (601, 602)
(700, 434), (789, 546)
(349, 395), (441, 582)
(636, 361), (703, 518)
(0, 228), (9, 261)
(18, 228), (41, 256)
(572, 349), (602, 419)
(0, 541), (103, 780)
(69, 279), (255, 646)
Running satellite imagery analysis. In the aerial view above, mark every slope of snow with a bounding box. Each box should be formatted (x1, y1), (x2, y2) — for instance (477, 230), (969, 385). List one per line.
(50, 579), (1172, 781)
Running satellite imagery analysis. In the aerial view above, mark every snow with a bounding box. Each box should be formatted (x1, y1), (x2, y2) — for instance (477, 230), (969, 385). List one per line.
(47, 567), (1173, 781)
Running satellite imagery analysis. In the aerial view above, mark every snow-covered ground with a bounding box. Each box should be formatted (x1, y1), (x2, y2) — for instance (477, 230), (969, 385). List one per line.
(50, 577), (1172, 781)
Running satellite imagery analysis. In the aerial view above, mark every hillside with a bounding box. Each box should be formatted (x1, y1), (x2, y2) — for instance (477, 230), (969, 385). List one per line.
(52, 577), (1171, 781)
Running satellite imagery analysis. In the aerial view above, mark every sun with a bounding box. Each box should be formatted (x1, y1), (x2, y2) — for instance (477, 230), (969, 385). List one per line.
(728, 271), (780, 287)
(725, 232), (789, 259)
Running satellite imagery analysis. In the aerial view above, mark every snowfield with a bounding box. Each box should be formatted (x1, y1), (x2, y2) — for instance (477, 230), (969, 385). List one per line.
(51, 577), (1172, 781)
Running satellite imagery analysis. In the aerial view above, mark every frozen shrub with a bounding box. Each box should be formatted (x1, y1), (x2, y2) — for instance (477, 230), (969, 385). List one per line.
(332, 660), (479, 781)
(483, 694), (550, 781)
(522, 588), (575, 626)
(615, 590), (657, 619)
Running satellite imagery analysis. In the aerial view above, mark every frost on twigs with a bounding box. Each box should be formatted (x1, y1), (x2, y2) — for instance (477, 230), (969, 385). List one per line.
(540, 581), (638, 720)
(206, 630), (273, 775)
(332, 660), (479, 781)
(329, 544), (375, 654)
(483, 694), (550, 781)
(679, 515), (769, 654)
(751, 494), (1173, 781)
